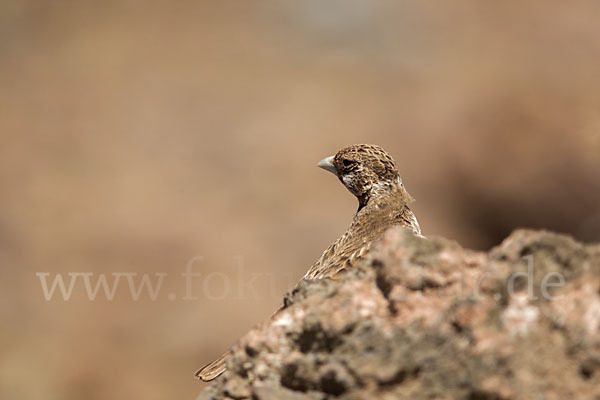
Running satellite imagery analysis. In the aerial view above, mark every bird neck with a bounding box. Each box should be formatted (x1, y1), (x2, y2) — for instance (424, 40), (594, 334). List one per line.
(356, 179), (414, 214)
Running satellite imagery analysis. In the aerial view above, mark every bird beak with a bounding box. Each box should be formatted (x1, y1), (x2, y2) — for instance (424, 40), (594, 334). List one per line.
(317, 155), (337, 176)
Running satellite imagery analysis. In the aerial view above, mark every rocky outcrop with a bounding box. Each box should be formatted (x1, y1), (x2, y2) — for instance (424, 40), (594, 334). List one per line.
(199, 229), (600, 400)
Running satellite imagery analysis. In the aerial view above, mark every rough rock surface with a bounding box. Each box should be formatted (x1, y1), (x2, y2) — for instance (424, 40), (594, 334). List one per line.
(199, 229), (600, 400)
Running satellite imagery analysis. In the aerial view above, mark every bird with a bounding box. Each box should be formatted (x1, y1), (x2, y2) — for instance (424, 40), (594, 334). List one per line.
(195, 144), (422, 381)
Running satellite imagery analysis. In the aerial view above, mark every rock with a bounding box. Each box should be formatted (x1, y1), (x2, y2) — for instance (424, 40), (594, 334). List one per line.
(198, 229), (600, 400)
(223, 375), (251, 399)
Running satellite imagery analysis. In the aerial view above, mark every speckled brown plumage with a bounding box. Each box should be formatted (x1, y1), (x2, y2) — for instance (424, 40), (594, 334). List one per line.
(195, 144), (422, 381)
(305, 144), (421, 279)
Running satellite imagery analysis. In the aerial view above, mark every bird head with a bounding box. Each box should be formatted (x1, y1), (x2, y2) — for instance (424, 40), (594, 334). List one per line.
(318, 144), (412, 209)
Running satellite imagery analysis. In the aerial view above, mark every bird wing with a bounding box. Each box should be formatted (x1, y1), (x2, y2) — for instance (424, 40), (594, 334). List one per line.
(303, 226), (375, 280)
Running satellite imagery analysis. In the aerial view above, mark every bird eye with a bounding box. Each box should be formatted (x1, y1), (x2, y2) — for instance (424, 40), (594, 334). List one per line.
(342, 159), (355, 167)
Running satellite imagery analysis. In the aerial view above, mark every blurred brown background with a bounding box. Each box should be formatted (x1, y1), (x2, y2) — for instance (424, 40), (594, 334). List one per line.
(1, 1), (599, 399)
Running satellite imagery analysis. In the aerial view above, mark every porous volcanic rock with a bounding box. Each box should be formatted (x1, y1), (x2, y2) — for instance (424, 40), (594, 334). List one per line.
(199, 229), (600, 400)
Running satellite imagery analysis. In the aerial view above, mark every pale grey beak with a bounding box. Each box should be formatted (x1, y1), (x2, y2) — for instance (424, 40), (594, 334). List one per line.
(317, 155), (337, 176)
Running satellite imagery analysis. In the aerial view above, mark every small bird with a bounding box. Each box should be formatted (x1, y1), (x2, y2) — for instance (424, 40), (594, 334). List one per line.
(195, 144), (422, 381)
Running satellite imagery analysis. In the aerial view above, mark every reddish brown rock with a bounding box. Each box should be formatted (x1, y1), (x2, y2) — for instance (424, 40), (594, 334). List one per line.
(199, 229), (600, 400)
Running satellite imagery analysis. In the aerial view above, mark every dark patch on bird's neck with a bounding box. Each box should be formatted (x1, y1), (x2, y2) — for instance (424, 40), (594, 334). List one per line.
(355, 181), (414, 215)
(356, 193), (371, 213)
